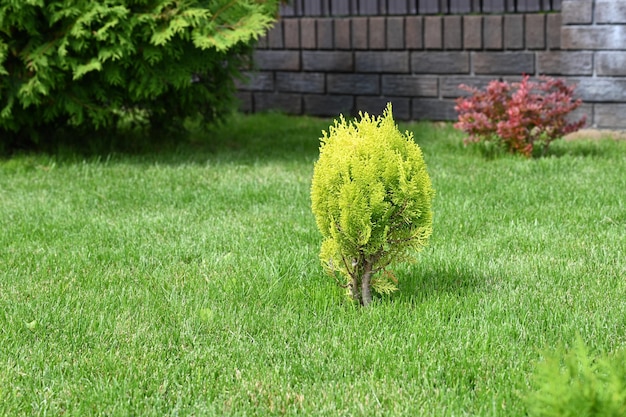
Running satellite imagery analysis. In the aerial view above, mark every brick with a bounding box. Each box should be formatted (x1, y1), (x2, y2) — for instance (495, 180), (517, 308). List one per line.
(411, 52), (469, 74)
(440, 76), (494, 98)
(304, 1), (324, 16)
(256, 34), (268, 49)
(254, 92), (302, 114)
(546, 14), (562, 50)
(525, 14), (545, 50)
(561, 26), (626, 50)
(418, 1), (439, 14)
(594, 104), (626, 129)
(279, 2), (295, 17)
(387, 2), (408, 15)
(387, 17), (405, 50)
(331, 2), (351, 16)
(304, 95), (354, 117)
(424, 16), (442, 49)
(235, 92), (252, 113)
(356, 97), (411, 120)
(300, 18), (316, 49)
(302, 51), (353, 72)
(537, 52), (593, 75)
(463, 16), (482, 50)
(473, 52), (534, 75)
(317, 19), (334, 49)
(283, 19), (300, 49)
(236, 71), (274, 91)
(405, 16), (423, 50)
(254, 50), (300, 71)
(276, 72), (325, 94)
(575, 78), (626, 101)
(327, 74), (380, 95)
(369, 17), (386, 49)
(596, 0), (626, 23)
(352, 17), (368, 50)
(450, 1), (471, 13)
(500, 75), (536, 83)
(381, 75), (438, 97)
(596, 52), (626, 76)
(334, 18), (351, 50)
(355, 51), (409, 73)
(504, 14), (524, 50)
(483, 16), (503, 50)
(561, 0), (593, 24)
(267, 21), (283, 49)
(443, 16), (462, 50)
(359, 0), (378, 16)
(568, 103), (592, 128)
(412, 99), (457, 121)
(483, 1), (505, 12)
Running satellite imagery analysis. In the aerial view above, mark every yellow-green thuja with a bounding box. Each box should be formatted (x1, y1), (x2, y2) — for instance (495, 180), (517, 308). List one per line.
(311, 104), (434, 306)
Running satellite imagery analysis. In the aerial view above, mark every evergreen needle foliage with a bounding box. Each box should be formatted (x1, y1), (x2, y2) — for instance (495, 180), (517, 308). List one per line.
(311, 104), (434, 306)
(526, 340), (626, 417)
(0, 0), (279, 151)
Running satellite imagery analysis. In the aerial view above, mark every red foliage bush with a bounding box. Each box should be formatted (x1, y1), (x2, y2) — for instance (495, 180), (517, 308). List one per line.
(454, 75), (586, 157)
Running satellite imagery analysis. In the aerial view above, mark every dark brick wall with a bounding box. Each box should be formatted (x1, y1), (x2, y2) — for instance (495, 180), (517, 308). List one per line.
(237, 0), (626, 129)
(279, 0), (561, 16)
(559, 0), (626, 128)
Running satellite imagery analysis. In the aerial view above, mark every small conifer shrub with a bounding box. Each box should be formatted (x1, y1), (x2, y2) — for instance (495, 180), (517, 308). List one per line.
(311, 104), (434, 306)
(454, 75), (586, 157)
(526, 340), (626, 417)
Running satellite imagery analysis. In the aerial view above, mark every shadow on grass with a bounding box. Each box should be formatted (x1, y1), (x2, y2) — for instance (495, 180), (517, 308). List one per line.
(190, 111), (327, 163)
(389, 259), (488, 305)
(1, 111), (330, 166)
(459, 136), (626, 160)
(546, 138), (626, 159)
(5, 113), (625, 165)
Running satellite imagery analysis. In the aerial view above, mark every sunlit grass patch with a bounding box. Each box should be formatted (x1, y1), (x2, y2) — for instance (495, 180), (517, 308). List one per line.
(1, 113), (625, 416)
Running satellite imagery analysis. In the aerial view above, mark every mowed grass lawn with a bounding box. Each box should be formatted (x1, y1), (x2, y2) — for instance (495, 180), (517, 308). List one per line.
(1, 113), (626, 416)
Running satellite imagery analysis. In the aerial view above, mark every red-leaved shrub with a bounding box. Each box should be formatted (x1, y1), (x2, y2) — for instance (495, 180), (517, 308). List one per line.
(454, 75), (587, 157)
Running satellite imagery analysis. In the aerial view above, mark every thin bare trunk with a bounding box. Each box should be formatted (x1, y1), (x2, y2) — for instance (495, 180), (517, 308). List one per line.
(350, 274), (360, 302)
(361, 260), (373, 306)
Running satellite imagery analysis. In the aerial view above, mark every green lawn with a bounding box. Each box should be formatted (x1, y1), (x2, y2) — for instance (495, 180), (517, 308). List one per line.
(1, 113), (625, 416)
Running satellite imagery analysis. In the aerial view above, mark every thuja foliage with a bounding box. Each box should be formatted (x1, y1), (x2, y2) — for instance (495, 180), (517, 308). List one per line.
(455, 75), (586, 157)
(526, 340), (626, 417)
(311, 104), (434, 306)
(0, 0), (279, 151)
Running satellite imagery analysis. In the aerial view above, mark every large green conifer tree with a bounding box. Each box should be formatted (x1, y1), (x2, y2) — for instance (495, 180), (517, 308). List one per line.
(0, 0), (278, 150)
